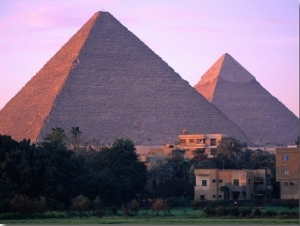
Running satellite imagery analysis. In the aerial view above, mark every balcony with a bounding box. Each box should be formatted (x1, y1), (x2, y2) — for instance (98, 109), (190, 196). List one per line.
(225, 184), (246, 192)
(255, 184), (266, 191)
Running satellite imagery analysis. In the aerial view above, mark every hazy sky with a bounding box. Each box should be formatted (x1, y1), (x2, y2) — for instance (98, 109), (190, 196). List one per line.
(0, 0), (299, 117)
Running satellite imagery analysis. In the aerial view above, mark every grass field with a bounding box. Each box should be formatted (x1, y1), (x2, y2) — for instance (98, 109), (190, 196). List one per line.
(0, 207), (299, 225)
(1, 216), (299, 224)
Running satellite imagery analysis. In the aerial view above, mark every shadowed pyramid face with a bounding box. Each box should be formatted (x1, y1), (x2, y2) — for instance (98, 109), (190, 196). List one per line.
(195, 53), (299, 146)
(0, 12), (247, 145)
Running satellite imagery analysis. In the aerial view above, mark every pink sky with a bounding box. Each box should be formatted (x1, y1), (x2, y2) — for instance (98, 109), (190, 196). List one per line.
(0, 0), (299, 117)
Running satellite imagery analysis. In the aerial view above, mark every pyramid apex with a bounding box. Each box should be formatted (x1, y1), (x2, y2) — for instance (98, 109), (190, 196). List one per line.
(91, 11), (115, 19)
(221, 53), (236, 62)
(218, 54), (255, 83)
(195, 53), (256, 93)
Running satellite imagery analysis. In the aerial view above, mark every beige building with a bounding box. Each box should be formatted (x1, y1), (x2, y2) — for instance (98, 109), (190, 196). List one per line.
(137, 145), (184, 168)
(194, 169), (272, 201)
(178, 133), (224, 158)
(276, 147), (299, 199)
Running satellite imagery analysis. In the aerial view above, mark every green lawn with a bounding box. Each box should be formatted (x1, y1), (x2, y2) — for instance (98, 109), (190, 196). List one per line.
(1, 216), (299, 224)
(1, 207), (299, 225)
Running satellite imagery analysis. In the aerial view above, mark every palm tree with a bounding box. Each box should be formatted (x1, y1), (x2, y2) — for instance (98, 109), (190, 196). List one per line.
(43, 127), (66, 148)
(295, 136), (299, 147)
(70, 126), (82, 150)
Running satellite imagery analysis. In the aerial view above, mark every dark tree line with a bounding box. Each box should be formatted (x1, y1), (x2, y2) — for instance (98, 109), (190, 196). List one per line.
(0, 130), (147, 212)
(146, 156), (194, 202)
(0, 130), (278, 213)
(191, 137), (276, 177)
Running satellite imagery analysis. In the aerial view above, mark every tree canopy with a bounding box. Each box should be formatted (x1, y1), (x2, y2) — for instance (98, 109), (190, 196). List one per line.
(0, 133), (147, 211)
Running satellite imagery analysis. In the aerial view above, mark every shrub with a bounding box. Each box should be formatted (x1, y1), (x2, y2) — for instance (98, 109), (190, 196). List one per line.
(10, 194), (32, 214)
(203, 206), (216, 216)
(121, 204), (128, 217)
(92, 196), (105, 218)
(263, 210), (277, 217)
(269, 199), (298, 208)
(152, 199), (171, 216)
(279, 211), (299, 218)
(191, 200), (213, 209)
(166, 197), (181, 208)
(252, 208), (262, 217)
(191, 200), (202, 209)
(128, 199), (140, 215)
(47, 198), (65, 210)
(70, 195), (90, 211)
(240, 208), (252, 217)
(35, 196), (47, 212)
(9, 195), (49, 215)
(0, 212), (19, 220)
(228, 206), (240, 217)
(42, 211), (67, 218)
(215, 206), (229, 216)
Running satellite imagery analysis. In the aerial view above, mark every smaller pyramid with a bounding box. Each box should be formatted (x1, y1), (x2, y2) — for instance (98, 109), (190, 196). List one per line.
(195, 53), (299, 146)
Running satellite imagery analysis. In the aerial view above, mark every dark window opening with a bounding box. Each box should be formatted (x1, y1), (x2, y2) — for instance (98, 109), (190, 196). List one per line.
(210, 139), (217, 146)
(233, 179), (239, 186)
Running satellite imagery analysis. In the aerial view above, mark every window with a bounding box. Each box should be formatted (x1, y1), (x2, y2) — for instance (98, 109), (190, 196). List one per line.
(202, 180), (207, 186)
(189, 139), (194, 143)
(248, 179), (251, 185)
(212, 179), (216, 183)
(210, 139), (217, 146)
(283, 182), (289, 187)
(213, 195), (216, 198)
(197, 139), (205, 144)
(233, 179), (239, 186)
(219, 179), (223, 183)
(200, 195), (205, 200)
(283, 155), (290, 161)
(283, 168), (289, 174)
(218, 195), (222, 198)
(210, 148), (217, 155)
(180, 139), (186, 143)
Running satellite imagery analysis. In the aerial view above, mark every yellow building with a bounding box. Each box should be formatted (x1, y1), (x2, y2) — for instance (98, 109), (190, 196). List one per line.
(194, 169), (272, 201)
(275, 147), (299, 199)
(178, 133), (224, 158)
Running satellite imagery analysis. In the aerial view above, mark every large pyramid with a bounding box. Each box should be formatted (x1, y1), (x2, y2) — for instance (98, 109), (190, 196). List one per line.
(0, 12), (247, 145)
(194, 53), (299, 146)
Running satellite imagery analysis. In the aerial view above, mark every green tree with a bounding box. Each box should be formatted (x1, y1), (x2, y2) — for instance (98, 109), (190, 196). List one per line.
(69, 126), (82, 150)
(248, 149), (275, 176)
(295, 136), (299, 147)
(84, 138), (147, 207)
(0, 136), (35, 200)
(217, 137), (246, 154)
(214, 137), (247, 169)
(42, 127), (66, 149)
(191, 148), (207, 164)
(146, 156), (194, 199)
(0, 133), (91, 210)
(195, 159), (216, 169)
